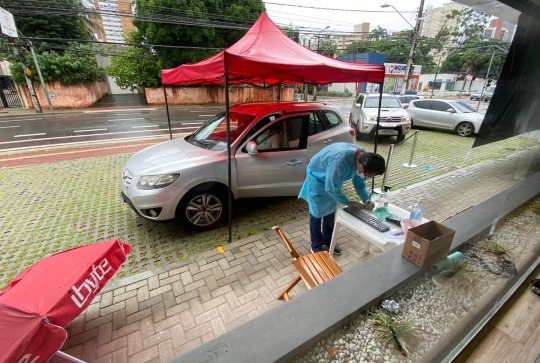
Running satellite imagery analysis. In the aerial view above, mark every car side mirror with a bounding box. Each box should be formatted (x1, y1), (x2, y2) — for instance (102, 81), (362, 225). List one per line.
(403, 104), (409, 109)
(447, 108), (456, 113)
(355, 103), (361, 108)
(246, 141), (258, 155)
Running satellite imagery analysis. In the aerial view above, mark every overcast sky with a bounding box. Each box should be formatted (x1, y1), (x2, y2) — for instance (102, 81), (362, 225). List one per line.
(264, 0), (452, 34)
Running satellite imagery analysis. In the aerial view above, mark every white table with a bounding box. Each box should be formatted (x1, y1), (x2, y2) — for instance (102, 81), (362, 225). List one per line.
(328, 203), (428, 256)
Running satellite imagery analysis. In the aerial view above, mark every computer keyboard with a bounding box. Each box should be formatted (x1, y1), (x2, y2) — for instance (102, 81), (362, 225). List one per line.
(343, 206), (390, 232)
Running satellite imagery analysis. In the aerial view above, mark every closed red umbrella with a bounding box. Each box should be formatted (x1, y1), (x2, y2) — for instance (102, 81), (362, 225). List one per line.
(0, 240), (131, 363)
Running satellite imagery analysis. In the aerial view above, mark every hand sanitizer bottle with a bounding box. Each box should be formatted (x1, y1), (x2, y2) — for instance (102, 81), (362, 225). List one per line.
(378, 186), (391, 208)
(409, 199), (424, 223)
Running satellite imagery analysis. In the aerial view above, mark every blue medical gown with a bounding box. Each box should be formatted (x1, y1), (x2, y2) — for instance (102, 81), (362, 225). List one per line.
(298, 142), (370, 218)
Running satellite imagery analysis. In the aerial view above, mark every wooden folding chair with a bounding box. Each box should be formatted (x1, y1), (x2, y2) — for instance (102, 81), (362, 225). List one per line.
(273, 225), (343, 301)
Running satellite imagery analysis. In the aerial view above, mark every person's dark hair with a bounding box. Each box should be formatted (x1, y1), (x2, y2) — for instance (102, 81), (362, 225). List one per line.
(358, 152), (386, 175)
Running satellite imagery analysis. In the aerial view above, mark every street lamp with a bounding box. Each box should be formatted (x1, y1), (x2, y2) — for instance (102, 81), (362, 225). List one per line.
(381, 4), (414, 29)
(382, 1), (425, 95)
(475, 45), (508, 111)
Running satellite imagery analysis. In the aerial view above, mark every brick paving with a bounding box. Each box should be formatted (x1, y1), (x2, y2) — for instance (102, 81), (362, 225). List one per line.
(50, 146), (539, 363)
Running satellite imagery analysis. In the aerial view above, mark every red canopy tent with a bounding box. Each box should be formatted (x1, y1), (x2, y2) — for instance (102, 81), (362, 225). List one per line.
(161, 12), (384, 86)
(161, 12), (386, 240)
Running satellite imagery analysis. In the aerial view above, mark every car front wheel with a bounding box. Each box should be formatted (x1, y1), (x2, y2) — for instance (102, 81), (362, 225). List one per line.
(455, 122), (474, 137)
(178, 188), (226, 230)
(396, 134), (405, 143)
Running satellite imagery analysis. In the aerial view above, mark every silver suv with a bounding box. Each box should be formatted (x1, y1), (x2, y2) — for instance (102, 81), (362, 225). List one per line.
(349, 93), (411, 143)
(121, 102), (354, 231)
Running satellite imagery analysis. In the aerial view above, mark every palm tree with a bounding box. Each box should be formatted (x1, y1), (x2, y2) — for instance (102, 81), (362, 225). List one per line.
(369, 26), (388, 41)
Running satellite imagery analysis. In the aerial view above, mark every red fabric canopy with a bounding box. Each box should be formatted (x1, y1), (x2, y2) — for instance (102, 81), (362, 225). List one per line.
(0, 240), (131, 363)
(161, 12), (385, 86)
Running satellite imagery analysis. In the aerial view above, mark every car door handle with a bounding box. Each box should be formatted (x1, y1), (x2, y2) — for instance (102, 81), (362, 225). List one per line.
(323, 139), (332, 144)
(286, 159), (304, 165)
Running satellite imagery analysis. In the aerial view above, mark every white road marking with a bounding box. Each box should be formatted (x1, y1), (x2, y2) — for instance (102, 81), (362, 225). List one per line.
(1, 127), (197, 146)
(198, 114), (214, 117)
(83, 108), (157, 113)
(0, 118), (44, 123)
(73, 128), (108, 133)
(14, 133), (47, 138)
(107, 118), (146, 122)
(131, 125), (159, 129)
(0, 125), (21, 129)
(181, 122), (203, 125)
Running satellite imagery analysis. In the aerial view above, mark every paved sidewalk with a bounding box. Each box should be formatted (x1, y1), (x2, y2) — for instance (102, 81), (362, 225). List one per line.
(52, 146), (539, 362)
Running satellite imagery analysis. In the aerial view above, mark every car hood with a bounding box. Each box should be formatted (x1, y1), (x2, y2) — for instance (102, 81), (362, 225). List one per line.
(363, 108), (407, 117)
(125, 138), (222, 175)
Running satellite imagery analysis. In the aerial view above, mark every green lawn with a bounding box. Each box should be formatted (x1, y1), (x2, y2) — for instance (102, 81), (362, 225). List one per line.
(0, 131), (537, 286)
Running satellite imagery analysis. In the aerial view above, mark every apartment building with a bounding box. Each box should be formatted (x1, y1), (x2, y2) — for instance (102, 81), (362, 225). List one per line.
(93, 0), (134, 43)
(336, 22), (370, 51)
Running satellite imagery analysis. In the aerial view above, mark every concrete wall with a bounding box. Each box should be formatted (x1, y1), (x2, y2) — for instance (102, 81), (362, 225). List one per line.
(145, 86), (294, 105)
(21, 80), (108, 109)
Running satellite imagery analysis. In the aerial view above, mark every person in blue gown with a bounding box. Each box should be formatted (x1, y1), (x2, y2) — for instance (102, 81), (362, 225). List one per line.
(299, 142), (386, 254)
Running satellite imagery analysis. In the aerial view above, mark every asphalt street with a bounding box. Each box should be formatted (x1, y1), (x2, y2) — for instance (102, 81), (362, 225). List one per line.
(0, 96), (488, 151)
(0, 106), (223, 150)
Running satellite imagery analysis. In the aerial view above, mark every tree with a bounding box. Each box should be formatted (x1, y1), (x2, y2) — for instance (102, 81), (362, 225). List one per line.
(8, 44), (105, 85)
(108, 0), (265, 90)
(107, 34), (161, 90)
(369, 26), (388, 41)
(344, 34), (437, 73)
(317, 36), (337, 57)
(1, 0), (91, 40)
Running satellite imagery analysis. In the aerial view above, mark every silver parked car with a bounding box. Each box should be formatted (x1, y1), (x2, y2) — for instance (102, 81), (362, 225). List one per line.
(406, 99), (485, 136)
(349, 93), (411, 143)
(121, 102), (354, 230)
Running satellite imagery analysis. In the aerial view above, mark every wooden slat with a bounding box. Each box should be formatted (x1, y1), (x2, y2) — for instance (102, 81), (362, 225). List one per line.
(320, 252), (343, 275)
(293, 259), (317, 289)
(310, 253), (334, 280)
(302, 254), (329, 283)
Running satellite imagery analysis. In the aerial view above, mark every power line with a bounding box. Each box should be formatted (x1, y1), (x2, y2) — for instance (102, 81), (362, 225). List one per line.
(263, 1), (417, 13)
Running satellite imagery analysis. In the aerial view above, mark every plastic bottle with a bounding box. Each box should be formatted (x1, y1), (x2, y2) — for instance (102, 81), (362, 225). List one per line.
(409, 199), (424, 223)
(378, 185), (391, 209)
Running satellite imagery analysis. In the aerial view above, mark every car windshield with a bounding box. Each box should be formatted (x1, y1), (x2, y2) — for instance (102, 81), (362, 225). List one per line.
(189, 111), (255, 151)
(364, 96), (402, 108)
(450, 101), (476, 113)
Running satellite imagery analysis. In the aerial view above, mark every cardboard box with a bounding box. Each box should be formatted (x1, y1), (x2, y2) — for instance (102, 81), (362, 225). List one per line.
(402, 221), (455, 268)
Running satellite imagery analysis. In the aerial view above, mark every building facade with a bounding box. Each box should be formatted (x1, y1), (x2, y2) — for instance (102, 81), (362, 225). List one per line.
(421, 2), (465, 38)
(93, 0), (135, 43)
(484, 17), (516, 42)
(336, 23), (370, 51)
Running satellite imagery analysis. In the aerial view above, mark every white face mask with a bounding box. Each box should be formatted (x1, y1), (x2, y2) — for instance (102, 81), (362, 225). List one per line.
(356, 170), (365, 179)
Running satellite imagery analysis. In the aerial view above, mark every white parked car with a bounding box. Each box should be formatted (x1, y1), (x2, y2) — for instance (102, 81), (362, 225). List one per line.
(121, 102), (354, 230)
(406, 99), (485, 136)
(349, 93), (411, 143)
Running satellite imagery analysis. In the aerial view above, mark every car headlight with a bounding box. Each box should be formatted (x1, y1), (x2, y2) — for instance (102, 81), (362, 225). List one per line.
(401, 116), (411, 122)
(137, 174), (180, 190)
(366, 115), (377, 122)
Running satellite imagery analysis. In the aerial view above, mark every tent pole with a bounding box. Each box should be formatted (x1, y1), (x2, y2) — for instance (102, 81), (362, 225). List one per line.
(224, 58), (232, 243)
(163, 85), (172, 140)
(277, 81), (282, 101)
(374, 83), (383, 155)
(372, 83), (384, 194)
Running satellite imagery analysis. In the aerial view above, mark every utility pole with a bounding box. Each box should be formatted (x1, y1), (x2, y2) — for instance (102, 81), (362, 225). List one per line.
(30, 44), (54, 112)
(13, 47), (42, 113)
(401, 0), (425, 95)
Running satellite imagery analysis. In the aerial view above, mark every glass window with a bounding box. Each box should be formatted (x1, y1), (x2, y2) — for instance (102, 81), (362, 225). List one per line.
(243, 113), (281, 142)
(188, 111), (254, 151)
(355, 95), (364, 105)
(412, 100), (432, 109)
(431, 101), (452, 112)
(323, 111), (342, 128)
(308, 112), (325, 136)
(364, 96), (401, 108)
(450, 101), (475, 113)
(256, 116), (305, 152)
